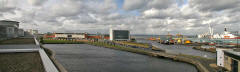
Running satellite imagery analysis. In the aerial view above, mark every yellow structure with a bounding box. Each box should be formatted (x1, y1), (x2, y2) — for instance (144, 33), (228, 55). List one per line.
(185, 40), (191, 44)
(175, 33), (183, 44)
(177, 39), (182, 43)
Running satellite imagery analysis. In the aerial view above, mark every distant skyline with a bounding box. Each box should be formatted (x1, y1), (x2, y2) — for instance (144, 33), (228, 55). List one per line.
(0, 0), (240, 35)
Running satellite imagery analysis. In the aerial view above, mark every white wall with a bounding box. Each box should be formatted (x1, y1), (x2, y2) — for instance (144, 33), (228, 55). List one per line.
(55, 34), (86, 38)
(72, 34), (85, 38)
(55, 34), (68, 38)
(216, 48), (230, 67)
(110, 29), (114, 41)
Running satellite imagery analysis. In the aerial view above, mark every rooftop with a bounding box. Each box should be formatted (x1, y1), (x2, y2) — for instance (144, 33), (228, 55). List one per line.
(224, 49), (240, 60)
(0, 20), (19, 23)
(0, 20), (19, 27)
(54, 33), (86, 34)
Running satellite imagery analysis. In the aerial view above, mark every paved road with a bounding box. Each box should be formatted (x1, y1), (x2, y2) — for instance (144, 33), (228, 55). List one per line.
(135, 38), (216, 58)
(152, 43), (216, 58)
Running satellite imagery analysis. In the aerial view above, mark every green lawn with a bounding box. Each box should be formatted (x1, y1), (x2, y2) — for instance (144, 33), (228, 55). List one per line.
(87, 41), (152, 55)
(0, 53), (45, 72)
(114, 41), (150, 48)
(42, 39), (84, 44)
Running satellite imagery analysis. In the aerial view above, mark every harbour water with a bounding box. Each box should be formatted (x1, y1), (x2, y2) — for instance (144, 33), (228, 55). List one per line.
(44, 44), (198, 72)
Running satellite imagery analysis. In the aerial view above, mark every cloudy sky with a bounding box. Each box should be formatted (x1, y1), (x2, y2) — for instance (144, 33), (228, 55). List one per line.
(0, 0), (240, 35)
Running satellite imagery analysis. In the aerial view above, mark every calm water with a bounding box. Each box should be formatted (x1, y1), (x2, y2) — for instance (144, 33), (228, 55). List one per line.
(44, 44), (197, 72)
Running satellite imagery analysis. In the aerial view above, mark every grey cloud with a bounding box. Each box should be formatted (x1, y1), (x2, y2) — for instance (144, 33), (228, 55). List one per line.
(123, 0), (175, 11)
(0, 0), (18, 12)
(147, 0), (175, 9)
(123, 0), (147, 11)
(189, 0), (240, 12)
(49, 0), (85, 17)
(27, 0), (47, 6)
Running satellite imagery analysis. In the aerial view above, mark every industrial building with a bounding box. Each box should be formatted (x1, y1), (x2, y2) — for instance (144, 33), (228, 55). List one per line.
(87, 34), (110, 40)
(217, 48), (240, 72)
(110, 29), (130, 41)
(0, 20), (20, 39)
(44, 33), (87, 39)
(217, 48), (231, 67)
(223, 49), (240, 72)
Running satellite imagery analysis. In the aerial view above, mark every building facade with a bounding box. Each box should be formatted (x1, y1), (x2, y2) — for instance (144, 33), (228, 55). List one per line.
(0, 20), (20, 38)
(223, 49), (240, 72)
(110, 29), (130, 41)
(18, 29), (24, 37)
(217, 48), (231, 67)
(27, 29), (38, 35)
(44, 33), (87, 39)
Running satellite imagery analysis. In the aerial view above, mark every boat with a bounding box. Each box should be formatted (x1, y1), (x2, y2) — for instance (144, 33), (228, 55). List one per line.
(196, 24), (239, 46)
(198, 24), (239, 39)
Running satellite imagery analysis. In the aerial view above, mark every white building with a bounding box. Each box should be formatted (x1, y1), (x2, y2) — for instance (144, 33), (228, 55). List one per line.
(54, 33), (86, 39)
(216, 48), (231, 67)
(110, 29), (130, 41)
(27, 29), (38, 35)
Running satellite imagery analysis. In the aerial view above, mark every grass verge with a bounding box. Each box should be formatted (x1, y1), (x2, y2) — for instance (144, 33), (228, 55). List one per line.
(114, 41), (150, 48)
(192, 46), (216, 53)
(86, 41), (153, 55)
(42, 39), (85, 44)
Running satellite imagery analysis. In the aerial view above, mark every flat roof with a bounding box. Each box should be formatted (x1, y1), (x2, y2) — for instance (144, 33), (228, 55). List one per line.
(224, 49), (240, 60)
(55, 33), (86, 34)
(0, 20), (19, 23)
(0, 20), (19, 27)
(112, 30), (129, 31)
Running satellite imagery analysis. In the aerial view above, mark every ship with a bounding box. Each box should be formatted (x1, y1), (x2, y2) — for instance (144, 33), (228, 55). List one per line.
(198, 24), (239, 39)
(195, 24), (239, 47)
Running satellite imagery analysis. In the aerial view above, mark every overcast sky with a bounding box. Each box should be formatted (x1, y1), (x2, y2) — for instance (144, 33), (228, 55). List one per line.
(0, 0), (239, 35)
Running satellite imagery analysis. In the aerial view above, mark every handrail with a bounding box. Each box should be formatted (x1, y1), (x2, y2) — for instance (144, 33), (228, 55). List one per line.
(34, 36), (59, 72)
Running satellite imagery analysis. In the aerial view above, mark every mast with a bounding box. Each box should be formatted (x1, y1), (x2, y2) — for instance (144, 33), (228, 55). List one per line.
(208, 23), (213, 38)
